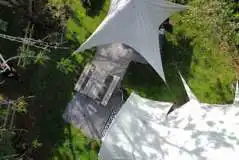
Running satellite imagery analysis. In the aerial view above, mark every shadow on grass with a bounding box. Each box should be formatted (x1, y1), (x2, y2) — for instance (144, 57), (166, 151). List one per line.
(0, 3), (99, 159)
(26, 51), (98, 159)
(123, 33), (194, 104)
(28, 60), (76, 159)
(82, 0), (106, 17)
(0, 49), (97, 159)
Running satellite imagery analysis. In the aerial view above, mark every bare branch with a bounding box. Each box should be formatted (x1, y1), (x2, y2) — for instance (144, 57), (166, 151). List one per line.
(0, 33), (69, 50)
(0, 154), (19, 160)
(0, 128), (28, 133)
(0, 54), (10, 70)
(3, 103), (11, 129)
(9, 106), (16, 129)
(0, 0), (13, 7)
(6, 55), (49, 63)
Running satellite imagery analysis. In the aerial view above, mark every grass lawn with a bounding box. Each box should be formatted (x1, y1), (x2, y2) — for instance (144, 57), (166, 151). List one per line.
(24, 0), (110, 159)
(0, 0), (237, 159)
(0, 1), (108, 159)
(50, 125), (100, 160)
(37, 0), (237, 159)
(48, 0), (236, 159)
(12, 1), (111, 159)
(124, 1), (236, 104)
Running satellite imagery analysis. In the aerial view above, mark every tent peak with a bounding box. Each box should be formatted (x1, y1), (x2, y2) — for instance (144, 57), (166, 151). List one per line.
(179, 72), (199, 102)
(75, 0), (187, 82)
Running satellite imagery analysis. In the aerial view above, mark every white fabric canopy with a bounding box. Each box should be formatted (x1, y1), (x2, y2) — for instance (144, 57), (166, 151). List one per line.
(75, 0), (187, 81)
(99, 93), (173, 160)
(99, 76), (239, 160)
(165, 75), (239, 160)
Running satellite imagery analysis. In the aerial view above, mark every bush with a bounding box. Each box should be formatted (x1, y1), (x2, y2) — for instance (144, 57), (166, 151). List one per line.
(57, 57), (76, 74)
(171, 0), (238, 55)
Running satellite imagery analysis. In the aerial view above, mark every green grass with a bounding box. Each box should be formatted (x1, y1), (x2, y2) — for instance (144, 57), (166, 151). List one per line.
(124, 1), (236, 104)
(51, 126), (100, 160)
(39, 0), (236, 159)
(48, 0), (109, 45)
(29, 0), (109, 159)
(168, 1), (236, 104)
(0, 52), (99, 159)
(0, 0), (237, 159)
(1, 1), (106, 158)
(124, 25), (236, 104)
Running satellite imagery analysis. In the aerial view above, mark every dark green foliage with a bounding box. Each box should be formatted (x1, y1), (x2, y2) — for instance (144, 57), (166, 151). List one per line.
(0, 0), (238, 159)
(83, 0), (106, 16)
(0, 131), (16, 157)
(0, 19), (7, 32)
(171, 0), (191, 5)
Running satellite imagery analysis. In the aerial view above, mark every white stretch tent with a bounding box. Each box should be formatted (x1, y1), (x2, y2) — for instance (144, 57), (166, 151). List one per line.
(99, 76), (239, 160)
(75, 0), (187, 81)
(99, 93), (173, 159)
(165, 75), (239, 160)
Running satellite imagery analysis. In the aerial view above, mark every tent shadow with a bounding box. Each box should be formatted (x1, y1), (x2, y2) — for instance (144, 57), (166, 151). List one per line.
(82, 0), (106, 17)
(101, 97), (239, 160)
(24, 63), (76, 160)
(123, 32), (194, 104)
(162, 33), (194, 79)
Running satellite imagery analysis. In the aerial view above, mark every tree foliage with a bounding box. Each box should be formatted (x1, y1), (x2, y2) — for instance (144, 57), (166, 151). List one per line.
(171, 0), (238, 55)
(0, 0), (238, 159)
(0, 0), (68, 159)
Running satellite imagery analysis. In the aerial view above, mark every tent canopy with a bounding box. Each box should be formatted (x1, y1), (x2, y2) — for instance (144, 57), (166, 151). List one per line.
(75, 0), (187, 81)
(167, 76), (239, 136)
(99, 93), (173, 160)
(99, 76), (239, 160)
